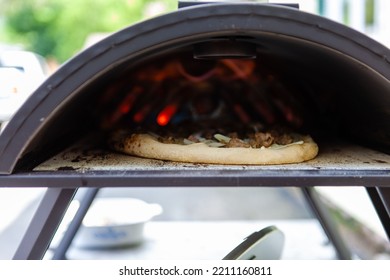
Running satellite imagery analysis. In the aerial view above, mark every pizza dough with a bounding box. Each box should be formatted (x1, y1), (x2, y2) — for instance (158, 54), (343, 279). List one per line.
(109, 130), (319, 165)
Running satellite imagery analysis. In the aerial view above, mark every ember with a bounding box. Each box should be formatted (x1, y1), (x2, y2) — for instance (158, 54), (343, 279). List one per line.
(157, 104), (178, 126)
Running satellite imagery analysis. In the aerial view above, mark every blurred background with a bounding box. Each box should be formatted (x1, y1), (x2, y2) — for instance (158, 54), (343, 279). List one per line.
(0, 0), (390, 260)
(1, 0), (389, 65)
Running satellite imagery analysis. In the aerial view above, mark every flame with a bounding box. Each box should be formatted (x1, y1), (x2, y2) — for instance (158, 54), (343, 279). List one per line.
(133, 104), (152, 123)
(157, 104), (178, 126)
(106, 87), (141, 124)
(221, 59), (256, 79)
(233, 104), (251, 123)
(176, 61), (216, 83)
(253, 102), (276, 124)
(100, 55), (302, 129)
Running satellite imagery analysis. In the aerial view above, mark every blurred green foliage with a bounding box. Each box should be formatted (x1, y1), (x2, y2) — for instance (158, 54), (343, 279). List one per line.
(0, 0), (176, 62)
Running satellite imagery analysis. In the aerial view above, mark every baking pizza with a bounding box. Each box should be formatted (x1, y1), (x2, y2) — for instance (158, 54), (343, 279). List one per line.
(108, 126), (318, 165)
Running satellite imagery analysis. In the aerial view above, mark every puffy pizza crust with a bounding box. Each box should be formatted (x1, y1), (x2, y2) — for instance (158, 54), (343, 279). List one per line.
(110, 131), (319, 165)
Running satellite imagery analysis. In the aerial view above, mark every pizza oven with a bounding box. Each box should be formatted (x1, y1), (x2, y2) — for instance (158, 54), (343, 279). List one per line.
(0, 2), (389, 259)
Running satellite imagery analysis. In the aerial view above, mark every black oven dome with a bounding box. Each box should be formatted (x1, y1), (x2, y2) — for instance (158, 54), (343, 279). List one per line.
(0, 3), (389, 174)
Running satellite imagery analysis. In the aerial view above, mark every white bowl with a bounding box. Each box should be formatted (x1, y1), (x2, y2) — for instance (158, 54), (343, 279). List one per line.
(73, 198), (162, 248)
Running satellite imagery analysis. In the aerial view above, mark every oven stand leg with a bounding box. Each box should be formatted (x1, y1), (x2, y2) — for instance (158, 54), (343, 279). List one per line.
(52, 187), (100, 260)
(301, 187), (351, 260)
(13, 187), (77, 260)
(366, 187), (390, 240)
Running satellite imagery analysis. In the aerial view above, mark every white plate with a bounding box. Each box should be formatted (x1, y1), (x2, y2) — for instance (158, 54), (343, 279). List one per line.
(73, 198), (162, 248)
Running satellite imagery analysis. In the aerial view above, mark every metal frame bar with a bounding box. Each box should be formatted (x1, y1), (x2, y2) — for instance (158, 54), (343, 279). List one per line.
(52, 188), (100, 260)
(301, 187), (352, 260)
(1, 170), (389, 188)
(366, 187), (390, 240)
(13, 187), (77, 260)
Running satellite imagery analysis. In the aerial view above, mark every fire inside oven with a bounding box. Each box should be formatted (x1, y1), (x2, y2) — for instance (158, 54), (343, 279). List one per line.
(97, 51), (306, 136)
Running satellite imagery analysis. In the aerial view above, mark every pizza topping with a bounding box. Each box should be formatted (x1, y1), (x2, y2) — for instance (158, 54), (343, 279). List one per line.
(249, 132), (274, 148)
(158, 135), (179, 144)
(149, 128), (304, 150)
(134, 120), (305, 152)
(225, 137), (251, 148)
(269, 140), (304, 150)
(183, 138), (196, 145)
(187, 134), (201, 143)
(214, 133), (231, 144)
